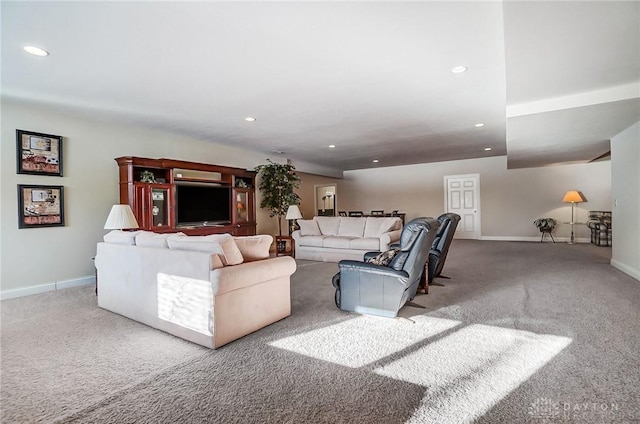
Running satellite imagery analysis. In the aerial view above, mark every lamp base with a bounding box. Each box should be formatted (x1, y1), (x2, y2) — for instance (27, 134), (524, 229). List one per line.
(288, 220), (299, 236)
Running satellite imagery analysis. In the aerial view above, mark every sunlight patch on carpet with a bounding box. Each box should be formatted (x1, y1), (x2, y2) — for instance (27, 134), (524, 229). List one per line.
(268, 315), (461, 368)
(373, 324), (572, 423)
(157, 273), (213, 336)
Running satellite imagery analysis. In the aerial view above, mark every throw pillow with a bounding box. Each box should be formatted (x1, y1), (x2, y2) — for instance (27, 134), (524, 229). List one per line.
(233, 234), (273, 261)
(366, 248), (400, 266)
(297, 219), (322, 236)
(103, 230), (142, 245)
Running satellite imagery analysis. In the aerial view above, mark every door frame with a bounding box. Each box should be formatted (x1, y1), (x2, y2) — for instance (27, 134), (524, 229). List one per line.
(314, 184), (337, 217)
(443, 173), (481, 240)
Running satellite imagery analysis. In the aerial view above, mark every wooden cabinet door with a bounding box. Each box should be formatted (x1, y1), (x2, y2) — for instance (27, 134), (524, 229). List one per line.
(233, 188), (256, 235)
(133, 183), (173, 230)
(133, 183), (148, 228)
(149, 184), (173, 230)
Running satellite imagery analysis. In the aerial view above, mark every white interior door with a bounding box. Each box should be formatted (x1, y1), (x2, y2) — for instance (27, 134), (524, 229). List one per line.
(444, 174), (480, 239)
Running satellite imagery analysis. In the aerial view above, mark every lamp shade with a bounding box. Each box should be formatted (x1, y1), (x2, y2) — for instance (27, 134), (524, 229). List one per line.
(562, 190), (587, 203)
(285, 205), (303, 220)
(104, 204), (139, 230)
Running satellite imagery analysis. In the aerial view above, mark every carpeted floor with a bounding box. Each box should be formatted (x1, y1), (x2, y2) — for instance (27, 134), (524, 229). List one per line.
(1, 240), (639, 423)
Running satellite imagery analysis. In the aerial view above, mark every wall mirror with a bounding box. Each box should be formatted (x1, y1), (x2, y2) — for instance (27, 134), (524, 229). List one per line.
(315, 184), (337, 217)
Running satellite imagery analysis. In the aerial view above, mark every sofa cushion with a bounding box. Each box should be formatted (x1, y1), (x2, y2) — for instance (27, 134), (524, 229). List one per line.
(323, 236), (355, 249)
(337, 217), (366, 237)
(314, 216), (341, 236)
(349, 237), (380, 251)
(103, 230), (142, 245)
(297, 219), (321, 236)
(135, 231), (183, 248)
(297, 235), (327, 247)
(233, 235), (272, 262)
(364, 217), (401, 238)
(167, 234), (244, 266)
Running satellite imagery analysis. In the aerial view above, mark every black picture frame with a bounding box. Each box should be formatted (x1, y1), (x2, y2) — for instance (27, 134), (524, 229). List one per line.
(17, 184), (65, 228)
(16, 129), (63, 176)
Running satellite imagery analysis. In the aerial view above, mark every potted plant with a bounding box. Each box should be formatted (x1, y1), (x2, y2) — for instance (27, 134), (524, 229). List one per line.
(533, 218), (557, 232)
(255, 160), (301, 249)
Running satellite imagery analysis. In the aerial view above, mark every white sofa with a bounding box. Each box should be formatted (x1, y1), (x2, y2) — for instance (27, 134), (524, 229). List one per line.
(95, 231), (296, 349)
(292, 216), (402, 262)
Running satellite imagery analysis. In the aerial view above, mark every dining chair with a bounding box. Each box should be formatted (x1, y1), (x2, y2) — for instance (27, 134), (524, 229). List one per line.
(338, 211), (347, 217)
(370, 210), (385, 216)
(348, 211), (364, 217)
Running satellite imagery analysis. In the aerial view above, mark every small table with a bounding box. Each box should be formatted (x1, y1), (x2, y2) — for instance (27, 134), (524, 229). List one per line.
(275, 235), (295, 257)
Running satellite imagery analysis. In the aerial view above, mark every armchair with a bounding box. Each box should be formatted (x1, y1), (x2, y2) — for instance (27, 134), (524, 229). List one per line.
(586, 211), (612, 246)
(427, 213), (461, 286)
(331, 217), (440, 318)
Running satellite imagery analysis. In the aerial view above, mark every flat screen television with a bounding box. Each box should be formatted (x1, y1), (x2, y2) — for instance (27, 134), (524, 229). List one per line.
(176, 184), (231, 226)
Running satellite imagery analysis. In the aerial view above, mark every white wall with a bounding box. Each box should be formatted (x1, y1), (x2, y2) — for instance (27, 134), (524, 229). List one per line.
(1, 100), (279, 295)
(610, 122), (640, 280)
(339, 156), (612, 241)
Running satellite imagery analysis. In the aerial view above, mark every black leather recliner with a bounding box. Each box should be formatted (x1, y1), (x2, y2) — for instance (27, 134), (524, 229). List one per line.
(331, 217), (440, 318)
(427, 213), (461, 285)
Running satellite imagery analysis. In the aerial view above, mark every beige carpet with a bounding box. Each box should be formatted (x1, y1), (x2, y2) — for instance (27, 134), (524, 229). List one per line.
(1, 241), (638, 423)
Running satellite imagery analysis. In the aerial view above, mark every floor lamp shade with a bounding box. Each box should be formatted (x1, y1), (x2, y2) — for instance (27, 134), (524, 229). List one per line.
(562, 190), (587, 203)
(104, 204), (139, 230)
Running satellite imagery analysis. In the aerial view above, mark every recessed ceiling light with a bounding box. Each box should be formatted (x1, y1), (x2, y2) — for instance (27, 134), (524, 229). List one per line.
(244, 117), (256, 122)
(475, 123), (485, 128)
(451, 66), (467, 74)
(271, 149), (284, 154)
(24, 45), (49, 56)
(372, 159), (379, 163)
(484, 147), (492, 151)
(328, 144), (336, 148)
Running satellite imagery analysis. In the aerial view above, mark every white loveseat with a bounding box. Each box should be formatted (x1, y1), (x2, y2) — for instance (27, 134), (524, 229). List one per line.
(292, 216), (402, 262)
(95, 231), (296, 349)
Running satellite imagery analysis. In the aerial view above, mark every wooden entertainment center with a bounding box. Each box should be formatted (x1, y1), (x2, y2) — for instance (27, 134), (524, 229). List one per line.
(116, 156), (256, 236)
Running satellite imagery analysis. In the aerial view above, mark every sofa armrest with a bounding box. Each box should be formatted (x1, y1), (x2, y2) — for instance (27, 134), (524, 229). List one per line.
(380, 229), (402, 250)
(212, 256), (296, 295)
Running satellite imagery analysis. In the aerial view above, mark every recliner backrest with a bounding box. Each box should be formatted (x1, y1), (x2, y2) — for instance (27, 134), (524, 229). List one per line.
(428, 213), (461, 282)
(391, 217), (440, 280)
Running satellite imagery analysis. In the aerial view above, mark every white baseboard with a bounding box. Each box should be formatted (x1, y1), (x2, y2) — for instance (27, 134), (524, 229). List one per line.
(611, 260), (640, 281)
(479, 236), (591, 243)
(1, 276), (95, 301)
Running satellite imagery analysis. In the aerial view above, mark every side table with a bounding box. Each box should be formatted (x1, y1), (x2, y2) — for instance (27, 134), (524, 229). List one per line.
(275, 235), (295, 257)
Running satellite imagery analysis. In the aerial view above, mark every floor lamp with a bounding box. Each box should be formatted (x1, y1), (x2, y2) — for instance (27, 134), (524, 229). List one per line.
(562, 190), (587, 244)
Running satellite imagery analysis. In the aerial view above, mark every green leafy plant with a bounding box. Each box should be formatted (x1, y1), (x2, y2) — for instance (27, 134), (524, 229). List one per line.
(534, 218), (557, 231)
(139, 170), (156, 183)
(255, 159), (301, 236)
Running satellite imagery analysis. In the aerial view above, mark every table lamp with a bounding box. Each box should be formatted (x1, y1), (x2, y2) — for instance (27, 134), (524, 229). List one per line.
(562, 190), (587, 244)
(285, 204), (302, 235)
(104, 204), (139, 231)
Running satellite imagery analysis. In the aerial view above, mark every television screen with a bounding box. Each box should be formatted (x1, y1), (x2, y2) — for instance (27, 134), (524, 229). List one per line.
(176, 184), (231, 226)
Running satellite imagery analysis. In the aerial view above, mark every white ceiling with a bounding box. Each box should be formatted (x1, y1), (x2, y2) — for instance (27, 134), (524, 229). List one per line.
(2, 1), (638, 174)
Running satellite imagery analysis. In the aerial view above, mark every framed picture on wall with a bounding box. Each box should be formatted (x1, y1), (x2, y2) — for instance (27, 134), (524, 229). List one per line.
(16, 129), (63, 176)
(17, 184), (65, 228)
